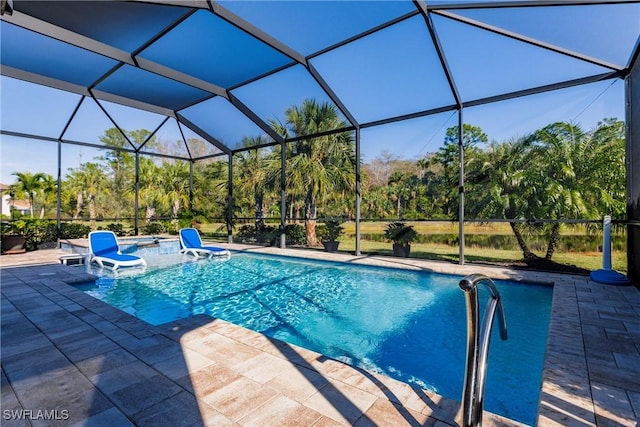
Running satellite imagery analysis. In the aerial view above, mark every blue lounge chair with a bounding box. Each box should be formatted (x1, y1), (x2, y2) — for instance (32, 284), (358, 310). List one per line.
(88, 231), (147, 270)
(179, 228), (230, 258)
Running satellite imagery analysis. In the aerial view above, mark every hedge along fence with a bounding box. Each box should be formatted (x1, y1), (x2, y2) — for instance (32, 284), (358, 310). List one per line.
(356, 232), (626, 253)
(1, 219), (92, 251)
(1, 218), (626, 254)
(234, 224), (307, 246)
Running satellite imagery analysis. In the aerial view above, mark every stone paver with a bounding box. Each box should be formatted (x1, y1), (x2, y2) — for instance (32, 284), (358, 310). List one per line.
(1, 245), (639, 426)
(302, 379), (378, 425)
(203, 375), (279, 421)
(238, 394), (324, 427)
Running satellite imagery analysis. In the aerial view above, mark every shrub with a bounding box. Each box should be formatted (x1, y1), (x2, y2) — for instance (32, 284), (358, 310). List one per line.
(30, 221), (57, 250)
(142, 222), (165, 235)
(2, 219), (58, 251)
(234, 224), (306, 245)
(236, 224), (257, 242)
(60, 222), (91, 239)
(285, 224), (306, 245)
(177, 210), (209, 231)
(161, 220), (178, 235)
(177, 217), (192, 230)
(263, 227), (279, 244)
(105, 223), (126, 236)
(236, 224), (278, 244)
(0, 220), (94, 251)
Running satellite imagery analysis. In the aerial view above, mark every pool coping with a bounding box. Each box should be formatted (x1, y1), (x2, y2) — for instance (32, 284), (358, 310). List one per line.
(1, 244), (639, 426)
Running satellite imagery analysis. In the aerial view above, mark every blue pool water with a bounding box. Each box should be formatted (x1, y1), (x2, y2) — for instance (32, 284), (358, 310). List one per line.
(77, 252), (552, 425)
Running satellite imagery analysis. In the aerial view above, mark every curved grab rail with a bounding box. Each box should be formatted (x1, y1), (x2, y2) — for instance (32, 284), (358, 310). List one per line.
(459, 273), (508, 427)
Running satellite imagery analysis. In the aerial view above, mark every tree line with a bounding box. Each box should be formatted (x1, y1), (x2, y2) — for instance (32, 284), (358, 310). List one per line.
(6, 99), (626, 262)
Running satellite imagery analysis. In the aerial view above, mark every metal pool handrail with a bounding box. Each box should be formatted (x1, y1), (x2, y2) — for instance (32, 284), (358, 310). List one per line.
(459, 273), (508, 427)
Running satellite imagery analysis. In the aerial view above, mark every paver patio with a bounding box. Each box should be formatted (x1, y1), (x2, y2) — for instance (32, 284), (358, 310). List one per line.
(1, 245), (639, 426)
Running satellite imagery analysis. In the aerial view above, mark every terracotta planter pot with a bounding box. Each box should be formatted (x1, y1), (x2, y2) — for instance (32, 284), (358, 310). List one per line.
(1, 235), (26, 254)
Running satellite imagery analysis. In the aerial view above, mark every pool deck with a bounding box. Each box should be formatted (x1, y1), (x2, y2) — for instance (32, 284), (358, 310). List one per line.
(1, 244), (639, 426)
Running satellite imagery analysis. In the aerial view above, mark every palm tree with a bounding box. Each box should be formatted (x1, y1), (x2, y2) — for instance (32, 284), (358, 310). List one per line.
(234, 136), (273, 230)
(138, 157), (163, 223)
(63, 169), (85, 219)
(270, 99), (355, 246)
(388, 171), (405, 218)
(474, 120), (626, 262)
(12, 171), (45, 218)
(99, 128), (136, 220)
(362, 185), (394, 219)
(158, 160), (190, 220)
(472, 137), (539, 260)
(75, 162), (107, 228)
(580, 118), (626, 215)
(529, 121), (626, 260)
(384, 170), (422, 220)
(38, 174), (57, 219)
(192, 159), (229, 220)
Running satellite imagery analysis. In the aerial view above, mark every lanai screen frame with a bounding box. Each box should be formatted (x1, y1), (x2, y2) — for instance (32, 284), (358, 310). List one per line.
(1, 0), (639, 279)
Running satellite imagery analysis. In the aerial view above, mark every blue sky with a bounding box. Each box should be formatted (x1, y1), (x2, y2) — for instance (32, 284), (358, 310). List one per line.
(0, 1), (636, 185)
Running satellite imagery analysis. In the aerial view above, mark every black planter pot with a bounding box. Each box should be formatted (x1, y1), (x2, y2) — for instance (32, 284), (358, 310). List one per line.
(392, 243), (411, 258)
(322, 241), (340, 253)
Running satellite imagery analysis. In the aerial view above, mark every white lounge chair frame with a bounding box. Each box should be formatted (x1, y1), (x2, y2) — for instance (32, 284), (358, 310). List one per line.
(179, 228), (230, 258)
(88, 231), (147, 270)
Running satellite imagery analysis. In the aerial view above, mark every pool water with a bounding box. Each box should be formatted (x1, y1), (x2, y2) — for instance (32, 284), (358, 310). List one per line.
(77, 252), (552, 425)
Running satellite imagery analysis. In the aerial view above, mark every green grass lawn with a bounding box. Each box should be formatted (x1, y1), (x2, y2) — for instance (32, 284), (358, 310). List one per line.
(180, 220), (630, 274)
(336, 237), (627, 274)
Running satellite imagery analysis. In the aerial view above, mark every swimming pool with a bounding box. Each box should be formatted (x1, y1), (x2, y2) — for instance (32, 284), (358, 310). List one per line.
(77, 252), (552, 425)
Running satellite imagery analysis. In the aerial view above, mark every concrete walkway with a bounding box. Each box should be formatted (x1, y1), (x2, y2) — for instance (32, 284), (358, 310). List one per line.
(1, 246), (639, 426)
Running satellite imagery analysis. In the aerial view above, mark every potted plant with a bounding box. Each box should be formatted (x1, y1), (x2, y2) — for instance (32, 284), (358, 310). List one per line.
(317, 219), (344, 253)
(384, 222), (418, 258)
(1, 220), (26, 254)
